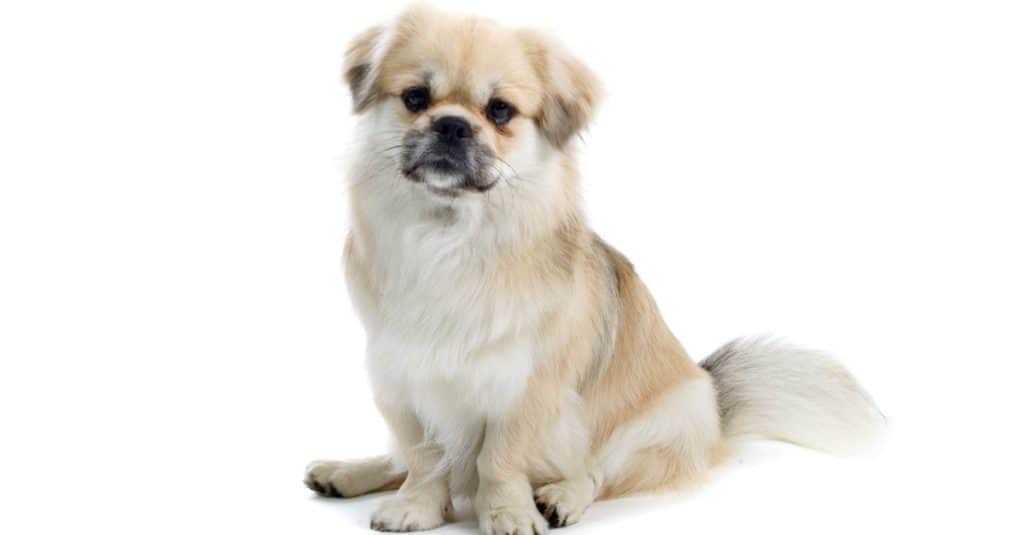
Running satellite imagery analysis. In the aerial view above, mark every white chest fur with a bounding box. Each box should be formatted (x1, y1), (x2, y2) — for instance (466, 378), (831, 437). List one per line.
(350, 194), (545, 458)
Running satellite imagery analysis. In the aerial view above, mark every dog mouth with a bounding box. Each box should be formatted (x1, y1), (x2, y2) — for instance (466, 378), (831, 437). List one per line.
(418, 156), (463, 177)
(400, 132), (497, 196)
(410, 173), (497, 197)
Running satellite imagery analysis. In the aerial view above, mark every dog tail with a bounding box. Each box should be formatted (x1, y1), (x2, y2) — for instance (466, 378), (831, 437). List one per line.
(700, 335), (885, 455)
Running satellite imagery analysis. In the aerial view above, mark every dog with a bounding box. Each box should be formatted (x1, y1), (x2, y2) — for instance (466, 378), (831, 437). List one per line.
(305, 6), (884, 534)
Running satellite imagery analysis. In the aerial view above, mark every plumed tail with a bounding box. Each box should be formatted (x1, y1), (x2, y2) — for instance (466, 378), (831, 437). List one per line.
(700, 336), (885, 455)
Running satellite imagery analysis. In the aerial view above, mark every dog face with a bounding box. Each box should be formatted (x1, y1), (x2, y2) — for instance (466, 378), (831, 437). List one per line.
(344, 6), (600, 201)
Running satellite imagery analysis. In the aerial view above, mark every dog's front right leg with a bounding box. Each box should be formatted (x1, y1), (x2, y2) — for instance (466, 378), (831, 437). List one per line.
(369, 403), (452, 533)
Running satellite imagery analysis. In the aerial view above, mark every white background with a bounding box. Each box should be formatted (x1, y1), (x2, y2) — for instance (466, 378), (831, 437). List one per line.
(2, 1), (1022, 533)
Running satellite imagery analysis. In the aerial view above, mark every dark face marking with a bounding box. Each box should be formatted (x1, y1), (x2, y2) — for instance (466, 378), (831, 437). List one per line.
(399, 117), (498, 196)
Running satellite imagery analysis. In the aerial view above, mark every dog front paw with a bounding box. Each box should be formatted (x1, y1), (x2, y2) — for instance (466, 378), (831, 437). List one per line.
(370, 496), (451, 532)
(478, 506), (548, 535)
(533, 479), (594, 528)
(305, 460), (354, 497)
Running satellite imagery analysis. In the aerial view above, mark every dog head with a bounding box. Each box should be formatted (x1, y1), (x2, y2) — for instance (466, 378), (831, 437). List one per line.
(344, 6), (600, 202)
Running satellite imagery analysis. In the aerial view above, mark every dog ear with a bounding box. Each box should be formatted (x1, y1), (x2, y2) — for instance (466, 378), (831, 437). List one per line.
(519, 30), (603, 148)
(343, 25), (385, 113)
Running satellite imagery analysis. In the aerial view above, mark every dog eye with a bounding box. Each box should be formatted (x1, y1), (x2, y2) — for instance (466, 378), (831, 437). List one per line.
(401, 87), (431, 112)
(485, 98), (516, 126)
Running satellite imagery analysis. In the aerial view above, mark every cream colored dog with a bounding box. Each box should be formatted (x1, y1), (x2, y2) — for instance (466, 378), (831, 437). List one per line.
(305, 6), (884, 534)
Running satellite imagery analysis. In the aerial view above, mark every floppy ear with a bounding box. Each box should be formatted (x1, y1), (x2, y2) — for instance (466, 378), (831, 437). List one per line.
(519, 30), (603, 148)
(343, 25), (385, 113)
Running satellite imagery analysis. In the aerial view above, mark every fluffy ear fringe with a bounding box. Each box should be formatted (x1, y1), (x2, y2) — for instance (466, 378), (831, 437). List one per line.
(343, 25), (385, 113)
(519, 29), (603, 148)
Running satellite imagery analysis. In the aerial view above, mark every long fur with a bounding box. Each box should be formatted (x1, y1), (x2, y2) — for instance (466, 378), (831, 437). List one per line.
(305, 6), (883, 534)
(701, 336), (885, 455)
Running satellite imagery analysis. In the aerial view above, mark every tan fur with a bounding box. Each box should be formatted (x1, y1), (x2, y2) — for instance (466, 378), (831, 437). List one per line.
(305, 456), (405, 497)
(517, 28), (602, 147)
(344, 6), (597, 164)
(331, 2), (717, 519)
(344, 25), (385, 112)
(309, 5), (881, 534)
(584, 242), (707, 445)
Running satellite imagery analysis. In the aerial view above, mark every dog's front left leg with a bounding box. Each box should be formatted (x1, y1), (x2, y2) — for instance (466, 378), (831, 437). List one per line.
(370, 404), (452, 533)
(474, 399), (556, 535)
(305, 455), (406, 498)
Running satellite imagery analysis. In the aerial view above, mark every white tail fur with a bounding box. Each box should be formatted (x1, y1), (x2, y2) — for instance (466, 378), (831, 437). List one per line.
(700, 336), (885, 455)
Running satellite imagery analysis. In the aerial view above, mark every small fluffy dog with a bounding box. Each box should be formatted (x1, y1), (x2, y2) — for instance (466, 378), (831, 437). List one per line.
(306, 6), (884, 534)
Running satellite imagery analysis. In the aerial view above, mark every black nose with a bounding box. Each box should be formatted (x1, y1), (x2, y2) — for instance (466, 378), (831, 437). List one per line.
(433, 116), (472, 144)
